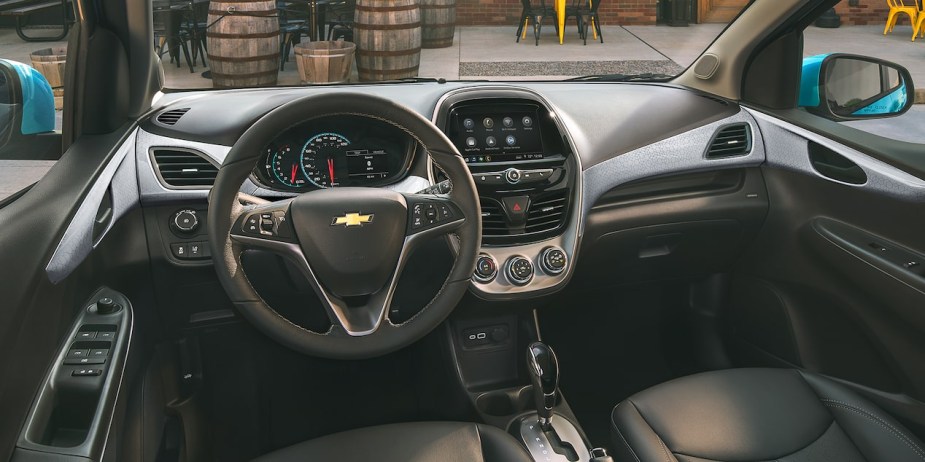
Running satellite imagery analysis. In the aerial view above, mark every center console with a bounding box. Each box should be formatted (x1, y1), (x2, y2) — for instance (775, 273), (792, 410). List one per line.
(433, 88), (582, 299)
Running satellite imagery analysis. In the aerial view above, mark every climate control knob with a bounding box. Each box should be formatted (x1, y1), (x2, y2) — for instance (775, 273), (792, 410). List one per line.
(473, 254), (498, 283)
(505, 256), (534, 286)
(540, 247), (568, 275)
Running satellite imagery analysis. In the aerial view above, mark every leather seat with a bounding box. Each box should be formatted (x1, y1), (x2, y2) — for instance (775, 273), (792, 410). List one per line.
(253, 421), (533, 462)
(612, 368), (925, 462)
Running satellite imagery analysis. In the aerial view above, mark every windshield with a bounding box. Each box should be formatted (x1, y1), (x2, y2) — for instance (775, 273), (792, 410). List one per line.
(144, 0), (737, 89)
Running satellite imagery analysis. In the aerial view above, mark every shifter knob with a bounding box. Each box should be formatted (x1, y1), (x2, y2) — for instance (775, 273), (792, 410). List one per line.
(526, 342), (559, 430)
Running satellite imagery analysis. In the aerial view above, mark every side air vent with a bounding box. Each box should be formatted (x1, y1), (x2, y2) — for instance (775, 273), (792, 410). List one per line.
(151, 148), (218, 188)
(526, 190), (568, 234)
(156, 108), (190, 126)
(480, 198), (508, 236)
(705, 123), (751, 159)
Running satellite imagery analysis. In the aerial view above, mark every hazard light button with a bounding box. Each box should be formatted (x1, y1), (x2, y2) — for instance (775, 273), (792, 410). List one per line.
(501, 196), (530, 224)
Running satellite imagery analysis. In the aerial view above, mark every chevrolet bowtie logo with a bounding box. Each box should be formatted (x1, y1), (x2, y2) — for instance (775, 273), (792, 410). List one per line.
(331, 212), (374, 227)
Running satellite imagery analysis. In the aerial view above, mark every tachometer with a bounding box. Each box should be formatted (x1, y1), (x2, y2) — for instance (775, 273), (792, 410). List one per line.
(266, 144), (306, 188)
(301, 132), (350, 188)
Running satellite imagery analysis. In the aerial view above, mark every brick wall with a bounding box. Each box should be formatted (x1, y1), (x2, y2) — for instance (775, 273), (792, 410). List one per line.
(455, 0), (657, 27)
(833, 0), (897, 26)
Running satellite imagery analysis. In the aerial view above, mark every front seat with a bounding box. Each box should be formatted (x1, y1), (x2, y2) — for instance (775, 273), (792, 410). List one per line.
(253, 421), (533, 462)
(612, 368), (925, 462)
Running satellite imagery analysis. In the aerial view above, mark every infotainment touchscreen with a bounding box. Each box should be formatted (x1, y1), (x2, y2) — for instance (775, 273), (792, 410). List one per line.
(448, 105), (544, 163)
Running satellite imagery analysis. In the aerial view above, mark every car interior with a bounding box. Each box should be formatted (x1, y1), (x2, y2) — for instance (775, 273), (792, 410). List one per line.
(2, 0), (925, 461)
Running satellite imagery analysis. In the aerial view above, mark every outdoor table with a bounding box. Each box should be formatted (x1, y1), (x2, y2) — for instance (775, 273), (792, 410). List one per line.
(554, 0), (596, 44)
(284, 0), (335, 41)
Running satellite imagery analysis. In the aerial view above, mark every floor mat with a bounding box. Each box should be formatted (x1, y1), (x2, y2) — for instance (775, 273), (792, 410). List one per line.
(539, 281), (700, 449)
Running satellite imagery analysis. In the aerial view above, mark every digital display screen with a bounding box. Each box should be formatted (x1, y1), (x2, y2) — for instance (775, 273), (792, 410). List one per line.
(346, 149), (390, 180)
(449, 106), (544, 163)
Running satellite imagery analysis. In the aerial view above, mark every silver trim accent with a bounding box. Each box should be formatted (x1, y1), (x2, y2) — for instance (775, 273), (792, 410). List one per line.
(172, 209), (199, 233)
(745, 107), (925, 199)
(429, 86), (585, 299)
(516, 414), (591, 462)
(231, 203), (466, 337)
(46, 131), (139, 283)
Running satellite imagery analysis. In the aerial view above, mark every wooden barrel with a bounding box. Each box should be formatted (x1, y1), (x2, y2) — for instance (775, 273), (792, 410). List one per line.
(421, 0), (455, 48)
(206, 0), (279, 88)
(294, 41), (356, 84)
(30, 47), (67, 88)
(354, 0), (421, 82)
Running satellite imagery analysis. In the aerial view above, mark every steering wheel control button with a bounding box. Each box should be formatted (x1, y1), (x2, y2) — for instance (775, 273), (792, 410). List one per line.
(501, 196), (529, 224)
(540, 247), (568, 275)
(172, 209), (200, 234)
(243, 215), (260, 234)
(408, 199), (459, 234)
(473, 254), (498, 283)
(506, 256), (535, 286)
(504, 168), (522, 184)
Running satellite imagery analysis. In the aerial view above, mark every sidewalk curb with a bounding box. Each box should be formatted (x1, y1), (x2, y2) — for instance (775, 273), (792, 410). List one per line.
(917, 88), (925, 104)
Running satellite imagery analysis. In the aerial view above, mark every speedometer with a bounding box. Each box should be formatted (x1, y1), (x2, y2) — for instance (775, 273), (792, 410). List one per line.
(301, 133), (350, 188)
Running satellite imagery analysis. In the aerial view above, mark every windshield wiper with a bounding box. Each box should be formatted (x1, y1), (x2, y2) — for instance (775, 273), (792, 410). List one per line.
(566, 73), (674, 82)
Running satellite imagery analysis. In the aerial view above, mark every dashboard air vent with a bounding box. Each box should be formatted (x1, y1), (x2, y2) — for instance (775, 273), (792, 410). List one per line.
(156, 108), (190, 126)
(480, 198), (508, 237)
(151, 149), (218, 188)
(705, 123), (751, 159)
(526, 190), (568, 234)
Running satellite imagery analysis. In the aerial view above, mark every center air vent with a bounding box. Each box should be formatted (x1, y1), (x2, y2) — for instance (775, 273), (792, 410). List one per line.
(480, 197), (508, 236)
(151, 148), (218, 188)
(156, 108), (190, 126)
(526, 190), (568, 234)
(705, 123), (751, 159)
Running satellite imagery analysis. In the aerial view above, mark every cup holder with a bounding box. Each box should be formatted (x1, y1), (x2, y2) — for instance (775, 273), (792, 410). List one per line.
(475, 385), (562, 418)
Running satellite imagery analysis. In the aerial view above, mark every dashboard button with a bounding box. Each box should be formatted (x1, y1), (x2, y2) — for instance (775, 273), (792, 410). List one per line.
(170, 243), (188, 259)
(504, 168), (521, 184)
(505, 256), (534, 286)
(540, 247), (568, 275)
(473, 254), (498, 283)
(172, 209), (200, 234)
(501, 196), (529, 224)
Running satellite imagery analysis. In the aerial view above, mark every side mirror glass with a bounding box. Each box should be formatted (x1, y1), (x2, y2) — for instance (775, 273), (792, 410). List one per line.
(799, 54), (914, 121)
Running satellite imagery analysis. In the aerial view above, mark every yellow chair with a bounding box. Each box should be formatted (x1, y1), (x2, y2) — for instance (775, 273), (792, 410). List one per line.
(913, 7), (925, 41)
(884, 0), (918, 35)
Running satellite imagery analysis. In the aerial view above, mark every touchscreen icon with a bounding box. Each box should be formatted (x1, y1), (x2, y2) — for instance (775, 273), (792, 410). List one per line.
(486, 136), (497, 147)
(506, 135), (517, 146)
(463, 118), (475, 129)
(502, 117), (514, 128)
(466, 137), (477, 147)
(483, 118), (494, 129)
(522, 116), (533, 127)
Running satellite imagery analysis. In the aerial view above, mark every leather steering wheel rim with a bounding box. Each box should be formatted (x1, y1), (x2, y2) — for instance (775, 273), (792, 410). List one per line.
(207, 93), (480, 360)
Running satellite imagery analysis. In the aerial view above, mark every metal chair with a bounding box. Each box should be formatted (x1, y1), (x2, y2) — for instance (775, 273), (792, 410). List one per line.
(576, 0), (602, 45)
(912, 2), (925, 40)
(515, 0), (557, 46)
(884, 0), (918, 36)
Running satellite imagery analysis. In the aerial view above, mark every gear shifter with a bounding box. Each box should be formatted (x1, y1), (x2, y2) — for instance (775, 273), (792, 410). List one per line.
(527, 341), (559, 431)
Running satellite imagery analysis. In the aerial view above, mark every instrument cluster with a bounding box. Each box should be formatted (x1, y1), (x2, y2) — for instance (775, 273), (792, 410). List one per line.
(251, 115), (414, 191)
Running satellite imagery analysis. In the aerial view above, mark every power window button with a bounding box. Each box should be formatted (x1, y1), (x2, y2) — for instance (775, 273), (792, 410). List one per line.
(76, 331), (97, 340)
(90, 349), (109, 358)
(72, 368), (103, 377)
(97, 331), (115, 340)
(67, 349), (89, 359)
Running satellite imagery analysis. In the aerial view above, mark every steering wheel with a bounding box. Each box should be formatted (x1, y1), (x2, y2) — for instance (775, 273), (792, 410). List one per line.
(207, 93), (481, 359)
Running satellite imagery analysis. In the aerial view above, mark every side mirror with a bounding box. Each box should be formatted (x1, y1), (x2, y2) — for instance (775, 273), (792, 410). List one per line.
(0, 59), (55, 142)
(799, 53), (914, 121)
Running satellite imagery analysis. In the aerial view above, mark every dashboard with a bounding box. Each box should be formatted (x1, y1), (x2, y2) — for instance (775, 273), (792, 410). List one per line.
(250, 116), (415, 191)
(127, 82), (766, 303)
